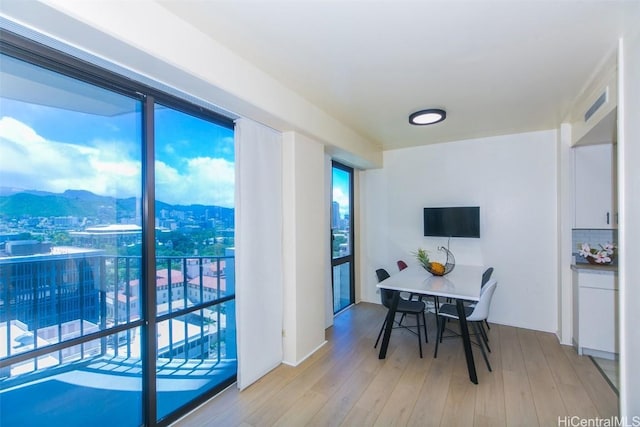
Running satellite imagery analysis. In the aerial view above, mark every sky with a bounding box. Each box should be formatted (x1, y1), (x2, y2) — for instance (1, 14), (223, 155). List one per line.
(0, 91), (235, 208)
(332, 166), (350, 217)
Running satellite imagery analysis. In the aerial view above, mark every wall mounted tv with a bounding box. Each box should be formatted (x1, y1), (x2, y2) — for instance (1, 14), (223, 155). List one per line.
(423, 206), (480, 238)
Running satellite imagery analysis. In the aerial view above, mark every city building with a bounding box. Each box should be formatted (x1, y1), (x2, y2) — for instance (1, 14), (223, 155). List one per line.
(0, 242), (103, 331)
(331, 201), (340, 229)
(69, 224), (142, 248)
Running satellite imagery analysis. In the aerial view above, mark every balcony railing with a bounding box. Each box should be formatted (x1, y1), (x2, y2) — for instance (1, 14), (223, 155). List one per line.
(0, 254), (236, 379)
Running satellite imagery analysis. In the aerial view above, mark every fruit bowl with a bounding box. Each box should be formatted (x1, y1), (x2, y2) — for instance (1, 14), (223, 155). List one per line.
(424, 247), (455, 276)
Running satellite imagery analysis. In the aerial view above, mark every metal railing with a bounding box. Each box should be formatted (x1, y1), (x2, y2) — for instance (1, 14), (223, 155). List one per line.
(0, 254), (235, 377)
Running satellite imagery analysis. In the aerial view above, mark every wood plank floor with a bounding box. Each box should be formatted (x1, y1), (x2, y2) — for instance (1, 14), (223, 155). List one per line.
(173, 302), (618, 427)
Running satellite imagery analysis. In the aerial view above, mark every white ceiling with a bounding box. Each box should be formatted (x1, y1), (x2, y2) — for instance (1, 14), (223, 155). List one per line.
(156, 0), (638, 150)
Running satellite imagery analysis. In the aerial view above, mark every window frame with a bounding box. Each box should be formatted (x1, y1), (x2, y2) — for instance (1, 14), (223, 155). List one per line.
(0, 28), (236, 427)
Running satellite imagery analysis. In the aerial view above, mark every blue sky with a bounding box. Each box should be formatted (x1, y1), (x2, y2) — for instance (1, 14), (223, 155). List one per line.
(155, 105), (234, 166)
(332, 166), (350, 217)
(0, 96), (235, 207)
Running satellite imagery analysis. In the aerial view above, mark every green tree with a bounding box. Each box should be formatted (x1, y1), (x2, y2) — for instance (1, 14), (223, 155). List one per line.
(52, 231), (72, 246)
(167, 231), (195, 255)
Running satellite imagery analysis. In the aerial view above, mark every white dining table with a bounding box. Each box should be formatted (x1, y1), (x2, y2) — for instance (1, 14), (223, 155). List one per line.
(376, 264), (485, 384)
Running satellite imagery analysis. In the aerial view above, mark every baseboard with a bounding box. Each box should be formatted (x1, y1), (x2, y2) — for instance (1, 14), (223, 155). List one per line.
(282, 340), (328, 367)
(238, 360), (281, 390)
(581, 347), (618, 360)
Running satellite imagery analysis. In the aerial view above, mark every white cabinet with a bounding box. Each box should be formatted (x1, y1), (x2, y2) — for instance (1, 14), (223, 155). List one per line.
(574, 144), (616, 228)
(573, 268), (618, 358)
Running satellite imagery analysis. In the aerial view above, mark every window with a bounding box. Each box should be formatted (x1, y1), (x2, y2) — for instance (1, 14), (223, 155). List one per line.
(0, 30), (235, 426)
(331, 161), (354, 313)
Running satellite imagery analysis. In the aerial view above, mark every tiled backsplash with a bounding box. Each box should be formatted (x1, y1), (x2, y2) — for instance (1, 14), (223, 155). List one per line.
(572, 228), (618, 264)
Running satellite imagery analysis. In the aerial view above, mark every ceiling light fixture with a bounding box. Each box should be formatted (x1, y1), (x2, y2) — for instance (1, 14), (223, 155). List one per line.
(409, 108), (446, 125)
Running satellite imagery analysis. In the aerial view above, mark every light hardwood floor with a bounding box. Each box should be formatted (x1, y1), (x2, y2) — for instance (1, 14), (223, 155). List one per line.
(174, 302), (618, 427)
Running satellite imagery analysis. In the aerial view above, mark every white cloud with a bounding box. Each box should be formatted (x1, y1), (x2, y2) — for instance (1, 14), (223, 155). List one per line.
(0, 116), (106, 194)
(332, 187), (350, 215)
(0, 116), (235, 207)
(155, 157), (234, 207)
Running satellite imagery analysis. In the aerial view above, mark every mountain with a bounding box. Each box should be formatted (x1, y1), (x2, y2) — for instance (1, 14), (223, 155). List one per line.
(0, 192), (97, 218)
(61, 189), (110, 202)
(0, 189), (233, 224)
(0, 187), (57, 197)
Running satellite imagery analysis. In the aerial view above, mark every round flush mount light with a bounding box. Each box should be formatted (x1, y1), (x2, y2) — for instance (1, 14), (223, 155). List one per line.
(409, 108), (447, 125)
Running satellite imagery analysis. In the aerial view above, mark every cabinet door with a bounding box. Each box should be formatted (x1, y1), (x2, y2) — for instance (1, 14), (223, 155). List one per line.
(578, 286), (618, 354)
(574, 144), (615, 228)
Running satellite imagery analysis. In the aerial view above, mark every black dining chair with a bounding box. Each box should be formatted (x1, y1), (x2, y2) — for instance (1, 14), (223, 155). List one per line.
(374, 268), (428, 357)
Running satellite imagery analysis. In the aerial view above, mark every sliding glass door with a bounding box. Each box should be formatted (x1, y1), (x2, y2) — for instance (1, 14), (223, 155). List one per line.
(331, 162), (354, 313)
(153, 104), (237, 420)
(0, 50), (146, 427)
(0, 31), (236, 427)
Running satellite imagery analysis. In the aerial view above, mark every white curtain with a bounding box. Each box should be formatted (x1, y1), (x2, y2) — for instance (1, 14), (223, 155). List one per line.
(234, 118), (283, 390)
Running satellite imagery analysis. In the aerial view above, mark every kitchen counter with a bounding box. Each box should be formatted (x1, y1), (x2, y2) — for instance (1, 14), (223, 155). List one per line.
(571, 263), (618, 272)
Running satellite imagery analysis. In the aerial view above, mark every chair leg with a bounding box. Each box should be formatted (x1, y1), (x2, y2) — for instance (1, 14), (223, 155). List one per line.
(478, 323), (491, 353)
(374, 318), (387, 349)
(422, 311), (428, 343)
(416, 313), (423, 358)
(480, 321), (489, 343)
(398, 312), (406, 326)
(484, 319), (491, 330)
(472, 322), (492, 371)
(432, 296), (439, 314)
(439, 314), (446, 343)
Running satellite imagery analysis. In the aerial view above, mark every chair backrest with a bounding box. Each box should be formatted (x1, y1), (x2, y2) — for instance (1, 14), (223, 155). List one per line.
(468, 279), (497, 322)
(397, 260), (408, 271)
(481, 267), (494, 288)
(375, 268), (394, 308)
(376, 268), (390, 282)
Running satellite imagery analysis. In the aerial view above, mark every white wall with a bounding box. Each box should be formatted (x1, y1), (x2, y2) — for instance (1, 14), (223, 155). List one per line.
(282, 132), (327, 365)
(361, 130), (559, 332)
(618, 32), (640, 417)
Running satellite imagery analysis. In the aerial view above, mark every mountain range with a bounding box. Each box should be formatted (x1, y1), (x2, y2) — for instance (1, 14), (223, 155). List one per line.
(0, 188), (233, 224)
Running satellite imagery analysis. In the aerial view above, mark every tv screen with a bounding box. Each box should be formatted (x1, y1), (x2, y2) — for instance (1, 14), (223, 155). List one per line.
(423, 206), (480, 238)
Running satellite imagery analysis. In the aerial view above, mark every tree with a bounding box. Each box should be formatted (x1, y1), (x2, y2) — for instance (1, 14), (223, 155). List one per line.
(52, 231), (72, 246)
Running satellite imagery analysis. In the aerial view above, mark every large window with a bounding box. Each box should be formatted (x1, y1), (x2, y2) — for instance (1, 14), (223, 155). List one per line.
(0, 31), (235, 426)
(153, 104), (236, 419)
(331, 161), (354, 313)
